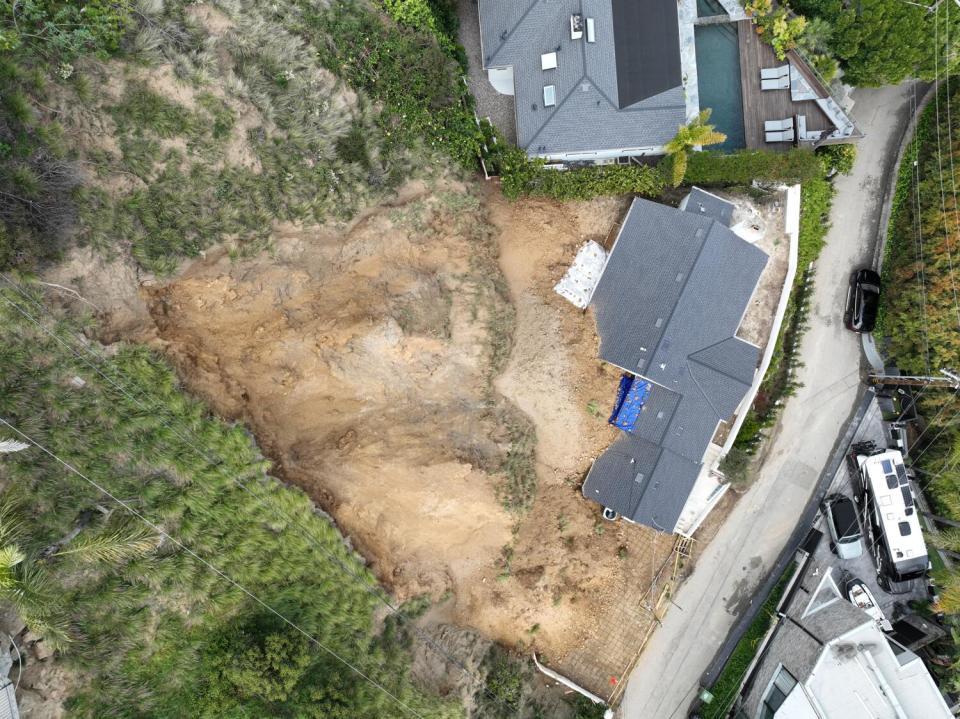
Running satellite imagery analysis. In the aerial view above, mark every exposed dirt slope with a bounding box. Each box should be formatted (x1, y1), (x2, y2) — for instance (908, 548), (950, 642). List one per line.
(47, 181), (675, 664)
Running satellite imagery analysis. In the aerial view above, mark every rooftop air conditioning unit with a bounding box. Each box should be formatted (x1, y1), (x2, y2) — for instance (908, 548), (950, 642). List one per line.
(570, 14), (584, 40)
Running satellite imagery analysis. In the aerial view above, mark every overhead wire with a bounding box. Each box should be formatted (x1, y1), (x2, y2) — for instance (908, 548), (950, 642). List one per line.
(931, 3), (960, 332)
(0, 276), (527, 715)
(0, 416), (429, 719)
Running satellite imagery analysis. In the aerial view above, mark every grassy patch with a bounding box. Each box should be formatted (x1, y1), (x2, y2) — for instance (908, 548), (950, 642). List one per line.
(0, 288), (459, 717)
(497, 406), (538, 514)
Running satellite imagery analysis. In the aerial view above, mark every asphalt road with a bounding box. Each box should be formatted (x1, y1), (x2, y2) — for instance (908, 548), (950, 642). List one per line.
(619, 83), (916, 719)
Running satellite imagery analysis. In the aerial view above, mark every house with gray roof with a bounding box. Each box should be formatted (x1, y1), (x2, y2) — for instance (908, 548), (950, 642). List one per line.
(477, 0), (694, 163)
(735, 559), (951, 719)
(473, 1), (862, 162)
(579, 192), (767, 532)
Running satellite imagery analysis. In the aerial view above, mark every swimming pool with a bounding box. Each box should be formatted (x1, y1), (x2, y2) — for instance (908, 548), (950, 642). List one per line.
(694, 23), (746, 151)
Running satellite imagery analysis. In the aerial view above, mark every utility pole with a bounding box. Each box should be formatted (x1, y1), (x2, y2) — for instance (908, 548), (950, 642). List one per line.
(866, 368), (960, 389)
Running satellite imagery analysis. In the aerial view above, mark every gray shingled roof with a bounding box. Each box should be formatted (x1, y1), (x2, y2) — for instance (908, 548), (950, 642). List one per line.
(679, 187), (735, 227)
(581, 196), (768, 531)
(478, 0), (686, 156)
(740, 564), (872, 718)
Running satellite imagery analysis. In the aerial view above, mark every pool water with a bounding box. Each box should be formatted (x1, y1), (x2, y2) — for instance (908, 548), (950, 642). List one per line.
(694, 23), (746, 151)
(697, 0), (728, 17)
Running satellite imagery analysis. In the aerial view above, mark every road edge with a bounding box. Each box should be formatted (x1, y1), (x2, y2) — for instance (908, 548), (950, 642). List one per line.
(697, 388), (874, 690)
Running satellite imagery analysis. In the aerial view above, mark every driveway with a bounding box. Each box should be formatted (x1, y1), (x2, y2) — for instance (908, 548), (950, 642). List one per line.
(619, 82), (915, 719)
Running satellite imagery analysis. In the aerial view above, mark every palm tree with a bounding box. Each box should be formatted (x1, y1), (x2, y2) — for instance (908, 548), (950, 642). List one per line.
(0, 499), (157, 652)
(664, 109), (727, 186)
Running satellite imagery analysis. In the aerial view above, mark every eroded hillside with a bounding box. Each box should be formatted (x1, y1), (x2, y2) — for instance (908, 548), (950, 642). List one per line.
(46, 179), (674, 669)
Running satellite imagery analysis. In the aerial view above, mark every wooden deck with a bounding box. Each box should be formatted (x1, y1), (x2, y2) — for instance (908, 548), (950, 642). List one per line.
(736, 20), (834, 150)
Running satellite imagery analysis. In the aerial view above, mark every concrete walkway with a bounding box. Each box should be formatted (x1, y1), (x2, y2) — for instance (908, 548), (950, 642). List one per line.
(619, 83), (914, 719)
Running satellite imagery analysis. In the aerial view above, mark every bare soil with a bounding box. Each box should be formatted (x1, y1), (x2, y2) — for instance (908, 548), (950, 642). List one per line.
(47, 180), (677, 668)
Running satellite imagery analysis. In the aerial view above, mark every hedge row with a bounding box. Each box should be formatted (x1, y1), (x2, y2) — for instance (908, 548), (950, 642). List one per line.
(685, 148), (824, 186)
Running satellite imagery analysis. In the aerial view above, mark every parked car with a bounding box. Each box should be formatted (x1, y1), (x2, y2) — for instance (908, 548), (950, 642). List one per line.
(823, 494), (864, 559)
(844, 269), (881, 333)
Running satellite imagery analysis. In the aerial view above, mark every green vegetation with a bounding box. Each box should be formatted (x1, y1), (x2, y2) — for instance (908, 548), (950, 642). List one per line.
(699, 562), (796, 719)
(878, 82), (960, 368)
(875, 79), (960, 694)
(0, 0), (133, 59)
(665, 109), (727, 186)
(745, 0), (808, 60)
(0, 287), (458, 718)
(790, 0), (960, 86)
(684, 148), (824, 186)
(475, 645), (608, 719)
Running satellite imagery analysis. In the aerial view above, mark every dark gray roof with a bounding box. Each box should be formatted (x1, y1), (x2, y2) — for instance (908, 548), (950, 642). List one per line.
(478, 0), (686, 156)
(611, 0), (682, 108)
(581, 197), (768, 530)
(679, 187), (735, 227)
(581, 433), (701, 531)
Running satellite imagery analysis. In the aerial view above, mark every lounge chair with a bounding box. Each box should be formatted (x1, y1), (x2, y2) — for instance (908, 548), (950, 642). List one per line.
(760, 65), (789, 80)
(761, 76), (790, 91)
(764, 118), (794, 132)
(765, 129), (796, 143)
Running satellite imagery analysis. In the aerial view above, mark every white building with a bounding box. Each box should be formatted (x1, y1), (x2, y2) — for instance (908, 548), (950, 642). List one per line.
(737, 563), (951, 719)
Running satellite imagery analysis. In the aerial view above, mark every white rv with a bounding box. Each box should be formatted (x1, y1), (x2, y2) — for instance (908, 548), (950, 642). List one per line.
(856, 450), (929, 586)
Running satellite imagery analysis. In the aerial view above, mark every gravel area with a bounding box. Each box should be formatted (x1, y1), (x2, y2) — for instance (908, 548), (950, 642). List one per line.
(456, 0), (517, 145)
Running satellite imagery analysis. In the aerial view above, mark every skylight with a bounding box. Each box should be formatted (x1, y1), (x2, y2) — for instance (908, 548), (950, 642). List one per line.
(543, 85), (556, 107)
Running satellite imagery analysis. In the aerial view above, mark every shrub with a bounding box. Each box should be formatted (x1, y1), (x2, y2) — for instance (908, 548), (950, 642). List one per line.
(817, 144), (856, 175)
(685, 148), (823, 186)
(501, 155), (666, 201)
(1, 0), (134, 60)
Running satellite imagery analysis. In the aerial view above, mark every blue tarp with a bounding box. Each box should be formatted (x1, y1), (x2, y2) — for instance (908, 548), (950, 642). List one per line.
(608, 374), (651, 431)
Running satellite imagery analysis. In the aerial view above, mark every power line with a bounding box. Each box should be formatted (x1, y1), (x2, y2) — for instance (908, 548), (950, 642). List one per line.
(931, 4), (960, 332)
(0, 416), (428, 719)
(0, 278), (527, 715)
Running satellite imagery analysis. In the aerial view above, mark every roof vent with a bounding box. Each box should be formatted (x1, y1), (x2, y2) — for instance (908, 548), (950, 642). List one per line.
(586, 17), (596, 43)
(541, 51), (558, 70)
(570, 14), (584, 40)
(655, 317), (664, 328)
(543, 85), (556, 107)
(581, 82), (590, 92)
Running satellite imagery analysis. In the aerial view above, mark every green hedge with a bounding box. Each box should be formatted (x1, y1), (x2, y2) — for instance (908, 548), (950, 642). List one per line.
(685, 148), (823, 186)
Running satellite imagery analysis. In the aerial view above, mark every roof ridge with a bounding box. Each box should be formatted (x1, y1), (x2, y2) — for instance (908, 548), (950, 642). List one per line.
(485, 0), (540, 66)
(523, 72), (588, 151)
(688, 338), (755, 387)
(685, 362), (723, 421)
(642, 216), (718, 373)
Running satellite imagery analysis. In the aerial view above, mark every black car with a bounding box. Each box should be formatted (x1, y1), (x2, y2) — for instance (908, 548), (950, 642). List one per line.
(844, 268), (881, 333)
